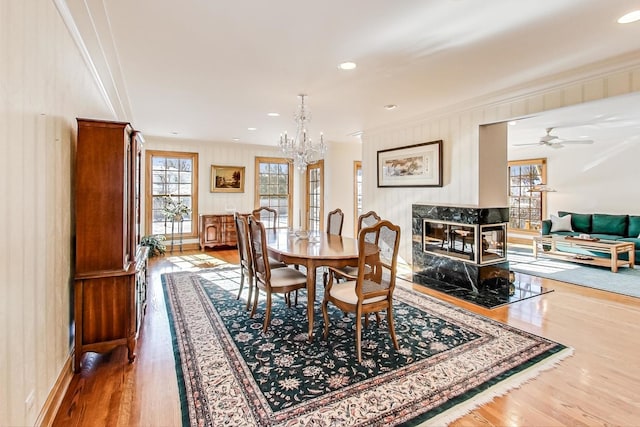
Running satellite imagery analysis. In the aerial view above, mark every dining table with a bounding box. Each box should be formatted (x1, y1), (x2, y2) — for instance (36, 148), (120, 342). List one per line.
(265, 229), (378, 342)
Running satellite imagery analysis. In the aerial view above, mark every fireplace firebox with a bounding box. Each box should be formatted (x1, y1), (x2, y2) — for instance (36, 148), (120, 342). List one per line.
(423, 219), (507, 265)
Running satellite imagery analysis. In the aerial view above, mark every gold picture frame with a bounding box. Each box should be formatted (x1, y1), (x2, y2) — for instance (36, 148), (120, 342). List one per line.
(210, 165), (245, 193)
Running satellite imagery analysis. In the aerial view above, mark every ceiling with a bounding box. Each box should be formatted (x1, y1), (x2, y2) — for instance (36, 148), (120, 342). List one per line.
(67, 0), (640, 146)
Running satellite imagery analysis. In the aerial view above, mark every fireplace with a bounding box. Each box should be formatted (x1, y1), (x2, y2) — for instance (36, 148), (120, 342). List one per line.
(422, 219), (507, 265)
(412, 204), (514, 306)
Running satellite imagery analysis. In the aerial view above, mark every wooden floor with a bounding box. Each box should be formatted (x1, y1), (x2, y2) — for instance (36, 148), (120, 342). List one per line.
(53, 248), (640, 426)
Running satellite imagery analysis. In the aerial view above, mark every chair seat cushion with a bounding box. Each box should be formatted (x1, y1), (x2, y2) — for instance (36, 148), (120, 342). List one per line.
(328, 280), (388, 305)
(261, 267), (307, 288)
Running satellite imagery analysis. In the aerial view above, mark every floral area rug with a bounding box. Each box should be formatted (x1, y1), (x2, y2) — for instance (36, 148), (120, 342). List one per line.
(161, 266), (571, 426)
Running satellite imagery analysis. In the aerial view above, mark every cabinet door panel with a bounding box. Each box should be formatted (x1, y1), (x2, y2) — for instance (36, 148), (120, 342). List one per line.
(80, 277), (130, 343)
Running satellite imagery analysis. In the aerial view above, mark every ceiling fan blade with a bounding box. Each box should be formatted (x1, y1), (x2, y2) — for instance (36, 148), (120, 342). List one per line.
(513, 142), (544, 146)
(557, 139), (594, 144)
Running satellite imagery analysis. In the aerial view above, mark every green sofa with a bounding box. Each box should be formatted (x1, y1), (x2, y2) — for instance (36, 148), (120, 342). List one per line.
(541, 211), (640, 265)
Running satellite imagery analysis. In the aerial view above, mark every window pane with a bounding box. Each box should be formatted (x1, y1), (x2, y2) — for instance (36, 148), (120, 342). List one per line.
(148, 151), (197, 239)
(255, 159), (291, 229)
(508, 160), (545, 230)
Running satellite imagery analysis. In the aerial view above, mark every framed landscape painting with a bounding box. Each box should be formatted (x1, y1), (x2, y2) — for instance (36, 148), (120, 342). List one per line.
(377, 140), (443, 187)
(211, 165), (245, 193)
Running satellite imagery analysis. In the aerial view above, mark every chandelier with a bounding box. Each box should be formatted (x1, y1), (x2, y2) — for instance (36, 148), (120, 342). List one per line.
(279, 94), (327, 172)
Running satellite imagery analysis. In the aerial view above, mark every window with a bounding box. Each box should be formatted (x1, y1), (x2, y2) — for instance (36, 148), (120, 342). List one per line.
(306, 160), (324, 232)
(354, 161), (362, 234)
(146, 151), (198, 237)
(508, 158), (547, 231)
(255, 157), (292, 228)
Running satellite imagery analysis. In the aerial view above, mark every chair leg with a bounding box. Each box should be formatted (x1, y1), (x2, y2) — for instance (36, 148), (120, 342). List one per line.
(245, 275), (254, 311)
(356, 306), (363, 362)
(249, 287), (259, 319)
(236, 269), (245, 300)
(321, 298), (330, 341)
(387, 305), (399, 350)
(294, 289), (298, 306)
(375, 312), (381, 326)
(263, 293), (272, 333)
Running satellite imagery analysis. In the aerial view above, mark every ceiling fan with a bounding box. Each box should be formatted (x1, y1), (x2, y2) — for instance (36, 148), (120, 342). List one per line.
(514, 127), (594, 148)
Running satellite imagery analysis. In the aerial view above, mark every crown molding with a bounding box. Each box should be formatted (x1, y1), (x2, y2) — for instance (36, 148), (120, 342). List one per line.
(53, 0), (132, 120)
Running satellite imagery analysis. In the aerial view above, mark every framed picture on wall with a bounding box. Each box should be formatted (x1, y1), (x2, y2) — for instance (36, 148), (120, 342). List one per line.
(377, 140), (443, 187)
(211, 165), (245, 193)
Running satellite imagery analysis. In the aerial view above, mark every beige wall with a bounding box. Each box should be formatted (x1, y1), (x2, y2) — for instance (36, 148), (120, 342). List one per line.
(363, 56), (640, 264)
(144, 137), (362, 241)
(1, 0), (115, 425)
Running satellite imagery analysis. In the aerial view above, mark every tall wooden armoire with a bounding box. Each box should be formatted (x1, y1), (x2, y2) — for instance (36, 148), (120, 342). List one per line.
(74, 118), (148, 372)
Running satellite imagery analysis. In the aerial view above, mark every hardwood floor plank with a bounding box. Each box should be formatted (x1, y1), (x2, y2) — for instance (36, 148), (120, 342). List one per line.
(53, 248), (640, 426)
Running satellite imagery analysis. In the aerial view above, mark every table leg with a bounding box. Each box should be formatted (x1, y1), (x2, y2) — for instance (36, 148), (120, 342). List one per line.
(532, 240), (538, 258)
(612, 250), (619, 273)
(629, 245), (635, 269)
(306, 262), (316, 342)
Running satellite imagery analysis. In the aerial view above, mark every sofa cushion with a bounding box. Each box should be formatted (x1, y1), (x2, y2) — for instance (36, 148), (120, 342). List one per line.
(628, 216), (640, 238)
(558, 211), (591, 233)
(592, 214), (627, 236)
(550, 214), (573, 232)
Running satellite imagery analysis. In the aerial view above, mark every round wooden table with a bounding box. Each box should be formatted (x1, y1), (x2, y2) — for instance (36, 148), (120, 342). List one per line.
(266, 230), (378, 341)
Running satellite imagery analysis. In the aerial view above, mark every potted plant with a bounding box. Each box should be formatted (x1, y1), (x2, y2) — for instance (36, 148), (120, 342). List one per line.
(140, 234), (167, 257)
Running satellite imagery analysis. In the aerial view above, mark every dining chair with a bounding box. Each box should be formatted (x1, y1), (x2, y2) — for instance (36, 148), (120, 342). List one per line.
(321, 219), (401, 362)
(332, 210), (382, 282)
(322, 208), (345, 285)
(234, 213), (286, 311)
(252, 206), (278, 230)
(247, 216), (308, 332)
(326, 208), (344, 236)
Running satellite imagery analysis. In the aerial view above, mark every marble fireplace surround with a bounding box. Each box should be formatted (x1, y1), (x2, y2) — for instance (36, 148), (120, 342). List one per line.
(412, 204), (518, 308)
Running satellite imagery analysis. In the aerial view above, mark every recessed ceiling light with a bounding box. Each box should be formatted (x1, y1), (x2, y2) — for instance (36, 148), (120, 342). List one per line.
(338, 61), (357, 70)
(232, 138), (240, 141)
(247, 127), (257, 131)
(618, 10), (640, 23)
(383, 104), (398, 110)
(267, 112), (280, 117)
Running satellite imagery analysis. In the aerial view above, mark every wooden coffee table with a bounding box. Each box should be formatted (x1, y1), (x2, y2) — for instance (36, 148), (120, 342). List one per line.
(533, 235), (635, 273)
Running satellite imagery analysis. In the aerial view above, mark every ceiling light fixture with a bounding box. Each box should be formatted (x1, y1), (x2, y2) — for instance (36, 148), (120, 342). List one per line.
(384, 104), (398, 110)
(618, 10), (640, 23)
(248, 127), (257, 131)
(267, 112), (280, 117)
(279, 94), (327, 172)
(527, 184), (556, 193)
(338, 61), (357, 70)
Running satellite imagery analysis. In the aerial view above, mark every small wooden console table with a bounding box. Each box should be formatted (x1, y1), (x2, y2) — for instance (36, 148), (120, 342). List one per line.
(533, 235), (635, 273)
